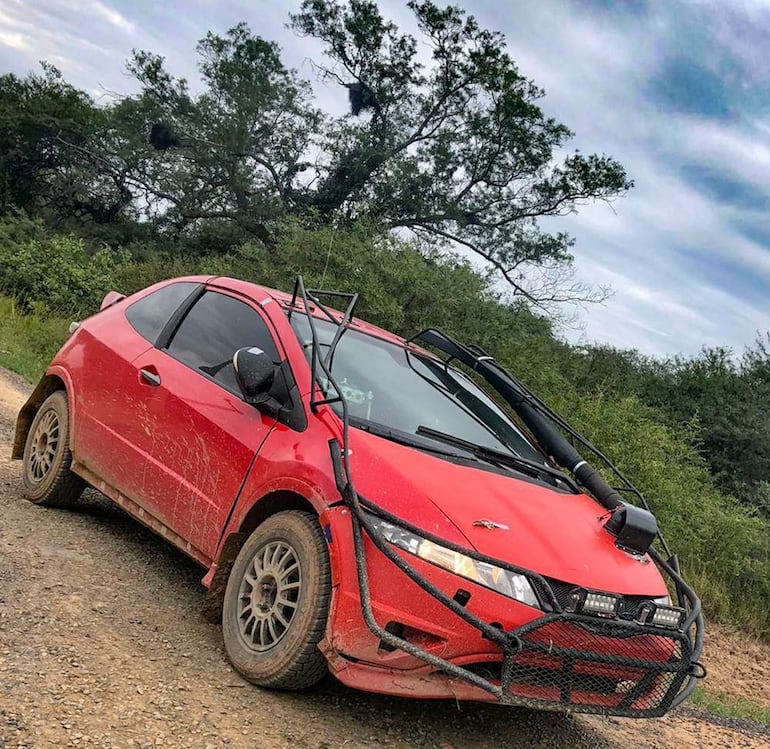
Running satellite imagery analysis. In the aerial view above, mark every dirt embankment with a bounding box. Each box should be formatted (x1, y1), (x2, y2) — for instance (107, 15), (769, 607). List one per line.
(0, 368), (767, 749)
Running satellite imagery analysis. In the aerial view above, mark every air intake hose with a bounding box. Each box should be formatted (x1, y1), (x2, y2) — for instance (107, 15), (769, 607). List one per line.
(511, 397), (624, 511)
(410, 329), (625, 511)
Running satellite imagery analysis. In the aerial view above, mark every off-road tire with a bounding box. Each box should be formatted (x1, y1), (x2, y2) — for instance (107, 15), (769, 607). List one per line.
(21, 391), (85, 508)
(222, 511), (331, 690)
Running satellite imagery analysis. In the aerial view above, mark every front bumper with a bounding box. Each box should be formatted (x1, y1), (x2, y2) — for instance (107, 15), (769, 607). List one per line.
(322, 486), (705, 717)
(325, 612), (693, 716)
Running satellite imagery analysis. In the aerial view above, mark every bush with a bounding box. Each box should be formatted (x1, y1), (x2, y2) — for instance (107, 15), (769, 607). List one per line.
(0, 215), (768, 636)
(0, 230), (130, 316)
(0, 295), (70, 380)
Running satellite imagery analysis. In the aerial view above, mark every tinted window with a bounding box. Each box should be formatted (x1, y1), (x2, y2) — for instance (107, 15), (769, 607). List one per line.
(126, 282), (199, 343)
(166, 291), (279, 393)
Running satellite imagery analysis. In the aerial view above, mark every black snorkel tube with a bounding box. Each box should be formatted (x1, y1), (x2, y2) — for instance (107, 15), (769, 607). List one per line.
(411, 329), (626, 511)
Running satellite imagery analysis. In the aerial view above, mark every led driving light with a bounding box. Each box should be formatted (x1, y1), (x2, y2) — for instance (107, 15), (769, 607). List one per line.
(581, 591), (620, 618)
(650, 604), (686, 629)
(634, 600), (685, 629)
(365, 514), (540, 608)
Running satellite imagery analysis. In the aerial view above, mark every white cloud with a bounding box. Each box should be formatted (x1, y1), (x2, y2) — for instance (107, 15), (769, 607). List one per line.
(465, 0), (770, 356)
(90, 1), (135, 34)
(0, 30), (29, 50)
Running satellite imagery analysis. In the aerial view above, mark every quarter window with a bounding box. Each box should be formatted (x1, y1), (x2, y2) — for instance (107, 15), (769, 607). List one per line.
(125, 282), (200, 344)
(166, 291), (279, 393)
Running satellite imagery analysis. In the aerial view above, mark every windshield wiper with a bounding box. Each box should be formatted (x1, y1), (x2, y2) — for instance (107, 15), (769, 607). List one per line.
(350, 417), (479, 462)
(415, 425), (579, 492)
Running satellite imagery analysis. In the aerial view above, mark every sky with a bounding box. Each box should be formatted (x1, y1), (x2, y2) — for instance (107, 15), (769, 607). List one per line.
(1, 0), (769, 358)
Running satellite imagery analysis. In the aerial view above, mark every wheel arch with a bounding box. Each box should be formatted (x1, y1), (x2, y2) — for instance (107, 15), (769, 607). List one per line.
(201, 490), (323, 623)
(12, 371), (70, 460)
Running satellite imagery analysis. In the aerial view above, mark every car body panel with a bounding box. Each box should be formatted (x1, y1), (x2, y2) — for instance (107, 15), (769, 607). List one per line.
(125, 345), (273, 559)
(345, 428), (667, 595)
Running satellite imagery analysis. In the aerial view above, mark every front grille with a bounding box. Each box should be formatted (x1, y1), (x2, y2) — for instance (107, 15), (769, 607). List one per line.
(468, 613), (692, 717)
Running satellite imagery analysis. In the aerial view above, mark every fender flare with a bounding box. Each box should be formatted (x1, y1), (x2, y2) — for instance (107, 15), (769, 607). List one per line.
(12, 365), (75, 460)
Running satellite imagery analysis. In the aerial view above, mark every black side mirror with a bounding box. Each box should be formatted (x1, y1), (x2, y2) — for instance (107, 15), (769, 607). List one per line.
(233, 347), (275, 400)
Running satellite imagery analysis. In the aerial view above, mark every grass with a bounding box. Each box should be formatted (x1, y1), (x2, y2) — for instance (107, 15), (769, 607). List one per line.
(692, 685), (770, 726)
(0, 295), (70, 381)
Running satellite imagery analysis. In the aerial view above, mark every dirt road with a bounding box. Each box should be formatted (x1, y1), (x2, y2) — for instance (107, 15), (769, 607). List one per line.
(0, 369), (767, 749)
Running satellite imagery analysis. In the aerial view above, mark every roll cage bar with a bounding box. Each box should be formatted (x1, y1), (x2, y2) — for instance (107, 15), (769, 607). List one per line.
(288, 276), (705, 715)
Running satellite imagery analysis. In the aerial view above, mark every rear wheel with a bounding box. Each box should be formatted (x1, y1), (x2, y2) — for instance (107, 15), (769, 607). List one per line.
(22, 391), (85, 508)
(222, 511), (331, 689)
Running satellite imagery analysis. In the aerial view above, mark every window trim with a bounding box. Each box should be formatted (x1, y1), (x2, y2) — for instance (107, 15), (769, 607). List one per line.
(155, 284), (205, 349)
(160, 287), (284, 399)
(124, 281), (204, 345)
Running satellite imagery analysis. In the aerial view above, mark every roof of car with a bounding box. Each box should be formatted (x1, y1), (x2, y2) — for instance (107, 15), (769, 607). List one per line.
(204, 276), (411, 348)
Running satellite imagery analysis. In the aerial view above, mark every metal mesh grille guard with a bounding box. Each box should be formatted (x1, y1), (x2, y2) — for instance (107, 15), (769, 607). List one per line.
(486, 614), (692, 715)
(290, 276), (704, 716)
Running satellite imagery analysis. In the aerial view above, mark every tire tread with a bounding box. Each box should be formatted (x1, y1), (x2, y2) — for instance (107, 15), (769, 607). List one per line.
(223, 510), (331, 690)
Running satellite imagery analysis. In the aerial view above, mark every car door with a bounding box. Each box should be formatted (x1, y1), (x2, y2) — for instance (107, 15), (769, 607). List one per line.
(74, 280), (203, 500)
(128, 288), (284, 559)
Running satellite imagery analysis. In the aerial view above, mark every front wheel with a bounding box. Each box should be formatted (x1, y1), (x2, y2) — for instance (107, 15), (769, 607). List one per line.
(21, 391), (85, 508)
(222, 510), (331, 689)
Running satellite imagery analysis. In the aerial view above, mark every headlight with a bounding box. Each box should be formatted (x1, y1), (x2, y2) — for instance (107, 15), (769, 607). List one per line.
(365, 514), (541, 608)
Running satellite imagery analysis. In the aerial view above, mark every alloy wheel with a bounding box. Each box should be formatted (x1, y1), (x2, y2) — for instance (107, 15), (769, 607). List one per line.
(27, 409), (60, 483)
(237, 541), (302, 651)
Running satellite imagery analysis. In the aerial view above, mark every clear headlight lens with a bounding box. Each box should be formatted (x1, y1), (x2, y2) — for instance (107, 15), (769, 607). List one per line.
(365, 514), (541, 608)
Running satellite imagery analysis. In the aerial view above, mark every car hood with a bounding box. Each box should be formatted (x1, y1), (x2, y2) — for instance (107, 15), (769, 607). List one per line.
(347, 427), (667, 596)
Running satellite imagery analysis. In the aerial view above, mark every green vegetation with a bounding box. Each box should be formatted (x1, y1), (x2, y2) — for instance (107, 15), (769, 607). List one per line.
(0, 0), (768, 640)
(692, 686), (770, 726)
(0, 216), (768, 637)
(0, 295), (69, 380)
(0, 0), (631, 310)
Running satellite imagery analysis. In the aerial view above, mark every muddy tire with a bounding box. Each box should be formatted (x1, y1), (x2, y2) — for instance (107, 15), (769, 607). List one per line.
(22, 391), (85, 508)
(222, 511), (330, 690)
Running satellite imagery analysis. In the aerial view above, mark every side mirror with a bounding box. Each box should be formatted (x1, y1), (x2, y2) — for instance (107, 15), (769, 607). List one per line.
(233, 347), (275, 400)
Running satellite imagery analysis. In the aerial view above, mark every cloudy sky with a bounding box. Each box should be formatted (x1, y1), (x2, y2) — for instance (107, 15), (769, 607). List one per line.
(1, 0), (769, 357)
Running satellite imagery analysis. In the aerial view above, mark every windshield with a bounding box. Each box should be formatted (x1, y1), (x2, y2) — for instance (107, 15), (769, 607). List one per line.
(291, 315), (543, 462)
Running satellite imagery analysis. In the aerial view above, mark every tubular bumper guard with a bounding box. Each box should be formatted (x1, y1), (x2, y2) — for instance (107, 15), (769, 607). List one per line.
(291, 276), (705, 717)
(337, 473), (705, 718)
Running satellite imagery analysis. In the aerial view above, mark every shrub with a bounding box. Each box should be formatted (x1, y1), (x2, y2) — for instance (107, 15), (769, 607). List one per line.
(0, 231), (129, 316)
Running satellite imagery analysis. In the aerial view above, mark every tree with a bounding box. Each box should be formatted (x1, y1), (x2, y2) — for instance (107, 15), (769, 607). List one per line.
(289, 1), (632, 306)
(120, 2), (630, 305)
(0, 64), (134, 225)
(122, 23), (322, 244)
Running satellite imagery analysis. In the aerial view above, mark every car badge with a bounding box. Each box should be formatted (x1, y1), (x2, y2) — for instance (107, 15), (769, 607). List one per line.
(473, 519), (509, 530)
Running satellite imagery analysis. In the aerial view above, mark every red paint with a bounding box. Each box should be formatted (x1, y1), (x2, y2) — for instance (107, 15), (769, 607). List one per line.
(22, 275), (675, 710)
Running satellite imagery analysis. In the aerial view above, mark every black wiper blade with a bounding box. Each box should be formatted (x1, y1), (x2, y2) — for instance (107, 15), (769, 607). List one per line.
(415, 425), (579, 492)
(350, 417), (476, 461)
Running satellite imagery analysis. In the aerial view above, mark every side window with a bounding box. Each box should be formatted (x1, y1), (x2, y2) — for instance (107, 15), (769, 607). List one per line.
(125, 282), (200, 344)
(166, 291), (279, 393)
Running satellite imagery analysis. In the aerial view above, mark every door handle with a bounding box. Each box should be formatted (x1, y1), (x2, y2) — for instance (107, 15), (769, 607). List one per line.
(139, 368), (161, 387)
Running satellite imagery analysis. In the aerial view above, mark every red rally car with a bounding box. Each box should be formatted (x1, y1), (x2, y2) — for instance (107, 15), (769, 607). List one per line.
(13, 275), (705, 716)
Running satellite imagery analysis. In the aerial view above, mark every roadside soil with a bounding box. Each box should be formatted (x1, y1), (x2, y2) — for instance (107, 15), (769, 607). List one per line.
(0, 368), (768, 749)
